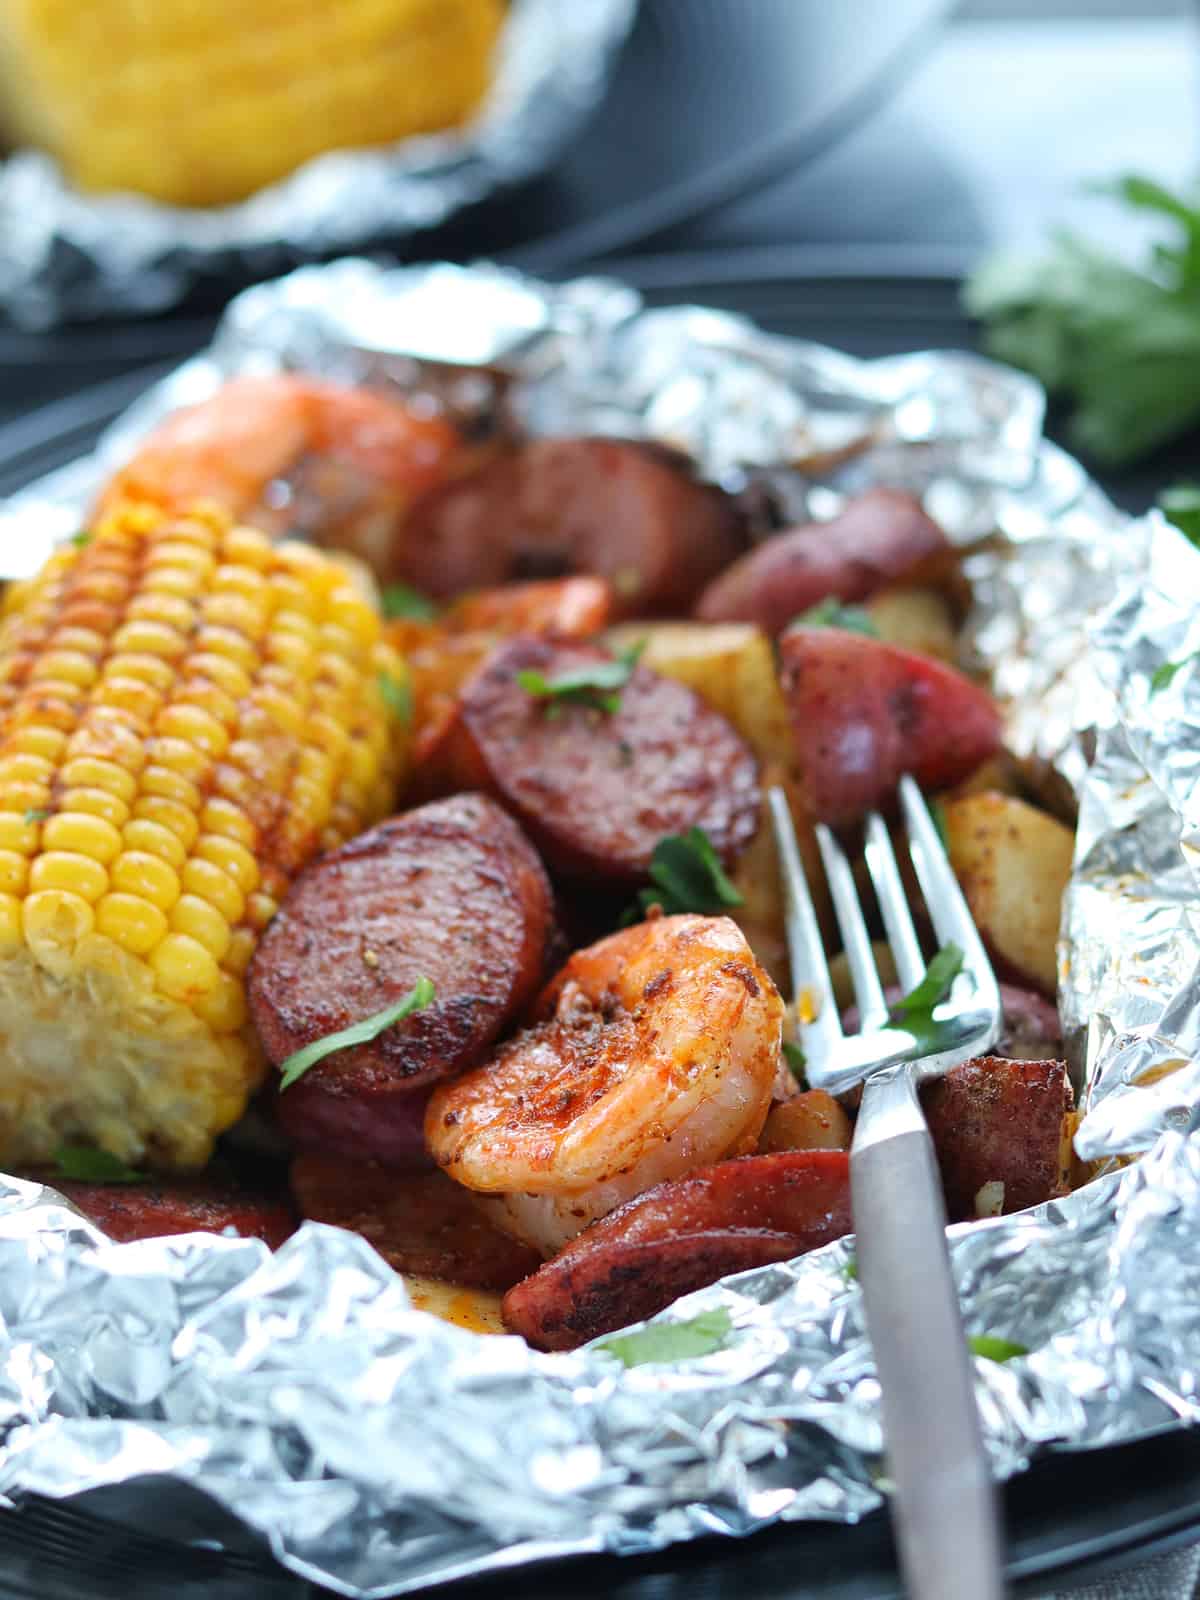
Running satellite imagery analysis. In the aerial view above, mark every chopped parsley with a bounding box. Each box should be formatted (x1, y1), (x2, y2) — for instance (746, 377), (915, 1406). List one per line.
(516, 640), (645, 717)
(1160, 484), (1200, 549)
(381, 583), (438, 622)
(1151, 656), (1192, 696)
(22, 808), (50, 826)
(53, 1145), (145, 1184)
(595, 1307), (733, 1368)
(790, 598), (879, 637)
(892, 943), (964, 1023)
(968, 1334), (1028, 1364)
(70, 530), (92, 549)
(278, 977), (435, 1091)
(930, 798), (950, 851)
(626, 826), (744, 924)
(782, 1039), (808, 1081)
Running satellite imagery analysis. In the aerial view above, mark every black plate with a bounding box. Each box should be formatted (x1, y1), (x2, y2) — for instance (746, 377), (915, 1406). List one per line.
(0, 261), (1196, 1596)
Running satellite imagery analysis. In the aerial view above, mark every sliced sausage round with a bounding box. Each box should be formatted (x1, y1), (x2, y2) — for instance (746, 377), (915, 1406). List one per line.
(452, 637), (761, 883)
(399, 438), (746, 616)
(249, 794), (555, 1162)
(290, 1154), (541, 1291)
(502, 1149), (852, 1350)
(51, 1176), (297, 1248)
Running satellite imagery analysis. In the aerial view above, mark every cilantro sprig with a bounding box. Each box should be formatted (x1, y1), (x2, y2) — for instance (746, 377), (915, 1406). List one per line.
(53, 1145), (145, 1184)
(1160, 484), (1200, 549)
(625, 827), (744, 924)
(782, 1039), (808, 1081)
(278, 977), (435, 1091)
(595, 1307), (732, 1368)
(966, 174), (1200, 465)
(517, 640), (645, 717)
(789, 598), (879, 637)
(968, 1334), (1028, 1364)
(888, 943), (965, 1049)
(378, 669), (413, 727)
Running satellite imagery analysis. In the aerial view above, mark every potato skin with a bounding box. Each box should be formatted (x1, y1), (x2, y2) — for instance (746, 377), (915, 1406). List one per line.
(942, 791), (1075, 997)
(758, 1091), (852, 1154)
(778, 628), (1003, 826)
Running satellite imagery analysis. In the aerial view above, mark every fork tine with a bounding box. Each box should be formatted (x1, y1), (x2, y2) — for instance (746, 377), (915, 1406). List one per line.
(766, 786), (842, 1055)
(898, 776), (1000, 1007)
(816, 823), (889, 1031)
(863, 812), (926, 992)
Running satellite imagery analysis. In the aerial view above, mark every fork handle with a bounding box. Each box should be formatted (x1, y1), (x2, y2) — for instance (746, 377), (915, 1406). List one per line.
(852, 1066), (1007, 1600)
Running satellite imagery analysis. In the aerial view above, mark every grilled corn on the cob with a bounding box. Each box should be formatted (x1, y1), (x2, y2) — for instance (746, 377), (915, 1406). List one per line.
(0, 0), (504, 206)
(0, 503), (407, 1169)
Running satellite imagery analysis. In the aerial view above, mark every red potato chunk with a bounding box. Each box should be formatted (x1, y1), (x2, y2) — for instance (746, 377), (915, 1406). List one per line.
(778, 627), (1003, 826)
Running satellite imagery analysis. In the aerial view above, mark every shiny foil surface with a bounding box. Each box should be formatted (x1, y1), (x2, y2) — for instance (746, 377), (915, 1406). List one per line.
(0, 0), (636, 328)
(1, 260), (1198, 1596)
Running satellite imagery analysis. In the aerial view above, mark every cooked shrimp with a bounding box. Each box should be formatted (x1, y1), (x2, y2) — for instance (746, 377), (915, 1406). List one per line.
(425, 914), (783, 1256)
(97, 374), (467, 578)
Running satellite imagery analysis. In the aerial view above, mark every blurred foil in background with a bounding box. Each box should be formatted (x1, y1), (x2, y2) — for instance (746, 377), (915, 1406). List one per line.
(0, 260), (1198, 1596)
(0, 0), (636, 328)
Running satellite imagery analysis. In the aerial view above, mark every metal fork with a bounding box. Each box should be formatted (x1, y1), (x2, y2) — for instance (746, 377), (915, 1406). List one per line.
(768, 777), (1005, 1600)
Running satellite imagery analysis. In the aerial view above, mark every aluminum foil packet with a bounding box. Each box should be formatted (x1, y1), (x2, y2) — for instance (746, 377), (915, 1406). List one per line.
(0, 260), (1198, 1597)
(0, 0), (635, 329)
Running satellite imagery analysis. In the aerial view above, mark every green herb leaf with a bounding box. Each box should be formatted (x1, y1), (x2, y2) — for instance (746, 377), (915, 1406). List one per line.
(517, 640), (645, 716)
(782, 1039), (808, 1082)
(790, 598), (879, 637)
(892, 943), (965, 1026)
(595, 1307), (733, 1368)
(53, 1145), (146, 1184)
(965, 175), (1200, 465)
(381, 583), (438, 622)
(968, 1334), (1028, 1364)
(378, 670), (413, 727)
(1151, 656), (1192, 695)
(842, 1256), (858, 1282)
(1159, 484), (1200, 549)
(625, 827), (745, 924)
(930, 798), (950, 851)
(23, 807), (50, 826)
(70, 530), (92, 549)
(278, 976), (435, 1091)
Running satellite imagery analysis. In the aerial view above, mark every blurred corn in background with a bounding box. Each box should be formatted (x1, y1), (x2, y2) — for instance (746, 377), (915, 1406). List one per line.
(0, 0), (505, 206)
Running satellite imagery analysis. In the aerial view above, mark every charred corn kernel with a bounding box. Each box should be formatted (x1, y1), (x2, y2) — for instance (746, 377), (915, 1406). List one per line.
(111, 849), (181, 910)
(150, 932), (219, 1000)
(123, 818), (187, 871)
(61, 787), (131, 829)
(30, 851), (108, 903)
(170, 894), (231, 963)
(0, 503), (401, 1170)
(43, 812), (122, 863)
(96, 892), (168, 956)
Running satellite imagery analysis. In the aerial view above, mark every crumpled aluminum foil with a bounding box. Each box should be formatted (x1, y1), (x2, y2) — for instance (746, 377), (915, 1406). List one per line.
(0, 260), (1197, 1596)
(0, 0), (635, 329)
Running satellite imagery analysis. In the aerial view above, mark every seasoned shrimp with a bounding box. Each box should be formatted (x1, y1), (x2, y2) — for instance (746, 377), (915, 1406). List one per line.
(97, 374), (467, 579)
(425, 914), (784, 1256)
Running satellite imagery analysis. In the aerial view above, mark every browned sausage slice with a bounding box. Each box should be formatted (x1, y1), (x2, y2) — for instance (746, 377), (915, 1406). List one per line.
(453, 637), (761, 882)
(695, 489), (950, 634)
(502, 1150), (851, 1349)
(400, 438), (745, 616)
(923, 1056), (1071, 1220)
(249, 794), (555, 1162)
(291, 1154), (541, 1291)
(50, 1177), (297, 1248)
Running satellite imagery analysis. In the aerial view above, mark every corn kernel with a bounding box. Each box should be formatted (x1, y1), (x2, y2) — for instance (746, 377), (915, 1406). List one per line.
(123, 817), (187, 870)
(23, 888), (94, 951)
(66, 712), (147, 774)
(0, 893), (21, 947)
(0, 850), (28, 893)
(91, 675), (163, 726)
(43, 812), (123, 863)
(110, 849), (181, 911)
(30, 851), (108, 903)
(156, 703), (230, 759)
(200, 797), (255, 850)
(0, 812), (39, 853)
(221, 527), (273, 571)
(8, 725), (68, 762)
(104, 652), (177, 695)
(110, 620), (188, 660)
(139, 764), (202, 810)
(193, 972), (248, 1034)
(170, 893), (231, 963)
(151, 932), (220, 1000)
(182, 857), (245, 924)
(59, 755), (138, 802)
(132, 795), (199, 850)
(95, 891), (169, 956)
(60, 786), (131, 829)
(193, 625), (258, 674)
(30, 650), (99, 690)
(125, 592), (195, 633)
(223, 926), (256, 977)
(245, 891), (278, 930)
(186, 652), (252, 701)
(0, 752), (54, 787)
(194, 834), (258, 895)
(143, 736), (210, 784)
(247, 684), (305, 737)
